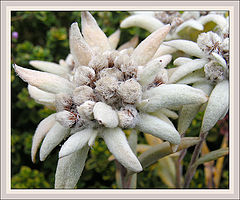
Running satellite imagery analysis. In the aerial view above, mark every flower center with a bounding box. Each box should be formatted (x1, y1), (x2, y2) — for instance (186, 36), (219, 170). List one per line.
(55, 49), (143, 131)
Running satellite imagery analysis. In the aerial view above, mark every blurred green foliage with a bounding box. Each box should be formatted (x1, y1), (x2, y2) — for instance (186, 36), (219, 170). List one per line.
(12, 166), (51, 189)
(11, 11), (229, 189)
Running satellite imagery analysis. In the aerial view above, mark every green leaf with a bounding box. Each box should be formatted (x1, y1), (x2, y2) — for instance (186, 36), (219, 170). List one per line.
(129, 137), (200, 175)
(193, 147), (229, 168)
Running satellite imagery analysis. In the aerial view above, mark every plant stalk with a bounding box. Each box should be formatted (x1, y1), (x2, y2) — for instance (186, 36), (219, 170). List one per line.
(176, 148), (187, 188)
(115, 160), (135, 189)
(183, 131), (208, 188)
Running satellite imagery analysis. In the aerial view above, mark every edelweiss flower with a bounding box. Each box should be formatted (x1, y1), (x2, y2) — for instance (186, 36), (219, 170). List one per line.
(120, 11), (228, 41)
(161, 21), (229, 135)
(13, 11), (208, 189)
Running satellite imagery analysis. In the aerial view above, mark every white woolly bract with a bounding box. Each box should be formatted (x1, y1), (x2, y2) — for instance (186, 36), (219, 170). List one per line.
(175, 19), (204, 34)
(28, 85), (55, 108)
(173, 57), (192, 66)
(178, 104), (201, 135)
(136, 113), (181, 145)
(130, 24), (171, 65)
(148, 55), (172, 69)
(29, 60), (69, 76)
(108, 29), (120, 50)
(88, 130), (98, 147)
(193, 81), (214, 96)
(155, 68), (169, 84)
(193, 81), (214, 114)
(130, 11), (155, 16)
(59, 128), (95, 158)
(166, 105), (183, 111)
(120, 14), (164, 33)
(59, 59), (68, 68)
(169, 59), (208, 83)
(167, 67), (178, 79)
(219, 106), (229, 120)
(211, 52), (227, 69)
(118, 35), (139, 51)
(65, 54), (74, 67)
(155, 108), (178, 119)
(177, 73), (214, 135)
(14, 64), (74, 94)
(55, 145), (89, 189)
(127, 130), (138, 155)
(196, 81), (215, 113)
(101, 127), (142, 172)
(31, 114), (56, 163)
(176, 69), (206, 85)
(153, 44), (177, 59)
(163, 40), (206, 58)
(93, 102), (119, 128)
(69, 22), (92, 66)
(139, 84), (208, 112)
(198, 14), (227, 31)
(151, 111), (175, 127)
(201, 80), (229, 133)
(138, 55), (172, 86)
(40, 122), (69, 161)
(81, 11), (111, 51)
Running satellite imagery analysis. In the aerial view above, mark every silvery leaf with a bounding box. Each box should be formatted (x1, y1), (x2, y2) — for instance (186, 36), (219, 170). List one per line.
(55, 145), (89, 189)
(81, 11), (111, 51)
(31, 114), (56, 163)
(136, 113), (181, 145)
(69, 22), (93, 66)
(101, 127), (142, 172)
(163, 40), (206, 58)
(14, 64), (74, 94)
(59, 128), (96, 158)
(40, 122), (69, 161)
(131, 25), (171, 65)
(120, 14), (164, 32)
(201, 80), (229, 133)
(108, 29), (120, 50)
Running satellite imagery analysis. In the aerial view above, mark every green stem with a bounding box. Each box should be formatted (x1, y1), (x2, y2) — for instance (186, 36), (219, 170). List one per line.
(115, 160), (136, 189)
(183, 132), (208, 188)
(127, 137), (200, 177)
(176, 149), (187, 188)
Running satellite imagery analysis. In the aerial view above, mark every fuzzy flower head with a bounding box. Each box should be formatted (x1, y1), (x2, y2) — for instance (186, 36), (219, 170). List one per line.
(161, 15), (229, 137)
(14, 11), (209, 189)
(196, 30), (229, 83)
(120, 11), (228, 41)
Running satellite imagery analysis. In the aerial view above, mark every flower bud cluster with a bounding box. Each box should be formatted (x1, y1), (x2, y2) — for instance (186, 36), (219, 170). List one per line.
(197, 31), (229, 83)
(197, 31), (222, 55)
(204, 61), (227, 83)
(154, 11), (183, 31)
(54, 48), (150, 131)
